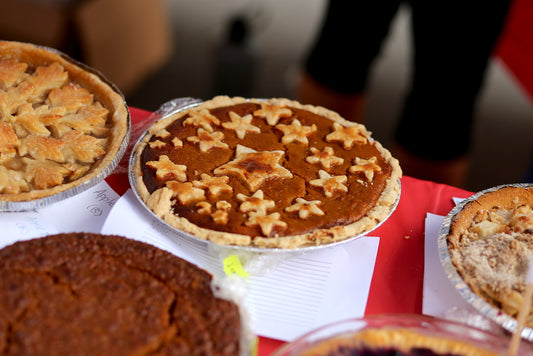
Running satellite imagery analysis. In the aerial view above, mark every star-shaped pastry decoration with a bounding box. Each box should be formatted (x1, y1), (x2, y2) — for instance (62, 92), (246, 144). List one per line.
(166, 180), (206, 206)
(148, 140), (166, 149)
(196, 201), (212, 215)
(325, 123), (368, 150)
(245, 211), (287, 236)
(154, 128), (170, 139)
(186, 128), (229, 152)
(309, 170), (348, 198)
(236, 190), (275, 215)
(182, 108), (220, 132)
(214, 145), (293, 192)
(285, 198), (325, 219)
(349, 156), (382, 182)
(211, 200), (232, 225)
(146, 154), (187, 181)
(192, 173), (233, 198)
(253, 102), (293, 125)
(171, 137), (183, 148)
(222, 111), (260, 139)
(305, 146), (344, 170)
(275, 119), (317, 145)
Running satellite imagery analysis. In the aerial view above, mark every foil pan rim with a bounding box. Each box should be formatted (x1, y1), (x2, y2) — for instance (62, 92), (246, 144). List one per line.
(438, 182), (533, 340)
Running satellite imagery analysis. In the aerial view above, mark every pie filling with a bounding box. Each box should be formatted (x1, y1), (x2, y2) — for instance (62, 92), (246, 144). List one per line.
(135, 97), (401, 247)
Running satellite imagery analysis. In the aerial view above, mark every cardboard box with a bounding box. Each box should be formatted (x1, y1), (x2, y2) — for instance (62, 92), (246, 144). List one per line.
(0, 0), (173, 94)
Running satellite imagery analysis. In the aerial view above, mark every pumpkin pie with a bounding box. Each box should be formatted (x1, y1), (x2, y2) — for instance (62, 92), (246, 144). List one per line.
(132, 96), (401, 249)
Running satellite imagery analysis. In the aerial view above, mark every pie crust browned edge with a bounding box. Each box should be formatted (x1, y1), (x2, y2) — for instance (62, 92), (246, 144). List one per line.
(447, 186), (533, 250)
(0, 40), (129, 203)
(132, 96), (401, 249)
(296, 328), (499, 356)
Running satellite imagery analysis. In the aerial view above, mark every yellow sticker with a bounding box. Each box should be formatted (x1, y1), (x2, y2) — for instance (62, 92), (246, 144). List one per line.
(223, 254), (250, 277)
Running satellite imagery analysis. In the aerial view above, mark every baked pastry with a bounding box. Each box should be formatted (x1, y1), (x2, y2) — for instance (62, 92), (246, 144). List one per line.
(284, 328), (499, 356)
(446, 185), (533, 327)
(0, 40), (129, 207)
(132, 96), (401, 249)
(0, 233), (242, 355)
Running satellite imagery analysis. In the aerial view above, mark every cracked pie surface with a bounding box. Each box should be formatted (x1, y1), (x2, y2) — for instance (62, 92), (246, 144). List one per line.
(0, 41), (129, 208)
(132, 96), (401, 249)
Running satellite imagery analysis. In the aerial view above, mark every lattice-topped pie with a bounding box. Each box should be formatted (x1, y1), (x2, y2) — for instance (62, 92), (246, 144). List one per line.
(132, 96), (401, 249)
(0, 41), (129, 208)
(446, 185), (533, 327)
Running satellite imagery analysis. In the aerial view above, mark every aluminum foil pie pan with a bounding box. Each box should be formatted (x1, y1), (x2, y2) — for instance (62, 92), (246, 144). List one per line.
(0, 43), (131, 212)
(438, 183), (533, 341)
(128, 98), (400, 254)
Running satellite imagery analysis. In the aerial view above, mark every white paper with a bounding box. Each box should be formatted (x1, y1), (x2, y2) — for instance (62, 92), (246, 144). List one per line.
(0, 210), (58, 249)
(102, 189), (379, 341)
(38, 180), (120, 233)
(423, 213), (471, 316)
(0, 181), (119, 248)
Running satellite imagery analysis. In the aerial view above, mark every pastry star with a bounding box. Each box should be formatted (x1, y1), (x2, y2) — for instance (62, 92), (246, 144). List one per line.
(275, 119), (317, 145)
(222, 111), (260, 139)
(253, 102), (293, 125)
(146, 154), (187, 181)
(214, 145), (293, 192)
(166, 180), (205, 205)
(182, 108), (220, 132)
(305, 146), (344, 170)
(211, 200), (232, 225)
(237, 189), (275, 215)
(187, 128), (229, 152)
(285, 198), (325, 219)
(245, 211), (287, 236)
(349, 156), (382, 181)
(325, 123), (368, 150)
(192, 173), (233, 198)
(309, 170), (348, 198)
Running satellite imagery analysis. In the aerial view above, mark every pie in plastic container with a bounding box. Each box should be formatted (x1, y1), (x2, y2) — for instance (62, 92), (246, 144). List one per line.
(272, 314), (532, 355)
(129, 96), (401, 250)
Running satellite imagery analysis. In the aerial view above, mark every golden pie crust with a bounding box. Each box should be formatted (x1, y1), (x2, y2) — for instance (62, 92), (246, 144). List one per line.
(133, 96), (401, 249)
(446, 186), (533, 327)
(293, 328), (499, 356)
(0, 41), (129, 205)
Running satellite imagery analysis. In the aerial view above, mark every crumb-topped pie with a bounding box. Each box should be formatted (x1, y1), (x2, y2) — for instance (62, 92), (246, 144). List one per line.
(446, 185), (533, 327)
(0, 233), (243, 355)
(0, 41), (129, 209)
(132, 96), (401, 249)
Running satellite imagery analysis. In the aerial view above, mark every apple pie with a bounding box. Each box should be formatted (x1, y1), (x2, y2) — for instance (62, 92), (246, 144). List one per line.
(0, 41), (129, 209)
(446, 185), (533, 327)
(132, 96), (401, 249)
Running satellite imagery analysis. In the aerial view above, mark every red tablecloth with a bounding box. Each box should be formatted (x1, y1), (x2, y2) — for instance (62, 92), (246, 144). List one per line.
(111, 107), (473, 355)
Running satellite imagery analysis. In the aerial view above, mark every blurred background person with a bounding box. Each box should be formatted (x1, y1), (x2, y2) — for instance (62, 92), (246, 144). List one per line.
(297, 0), (514, 188)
